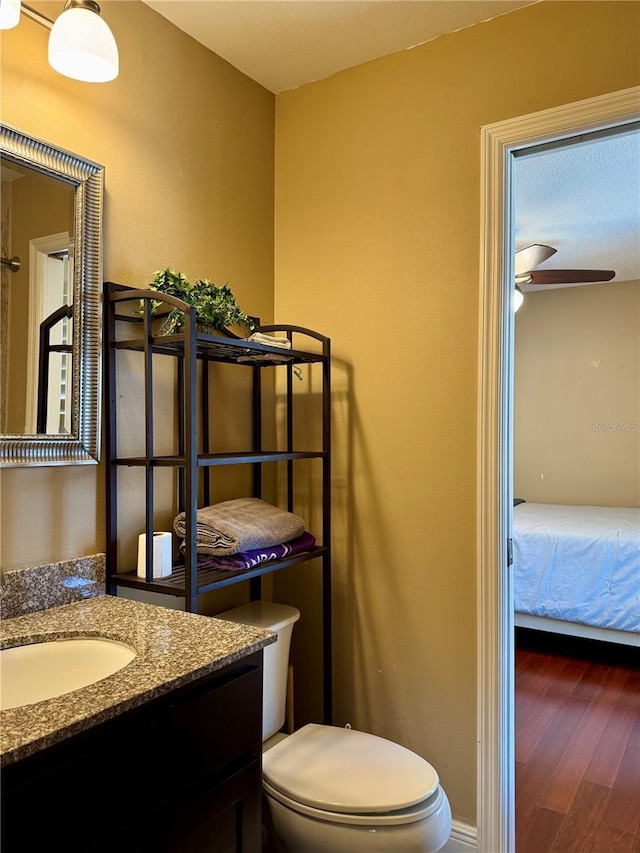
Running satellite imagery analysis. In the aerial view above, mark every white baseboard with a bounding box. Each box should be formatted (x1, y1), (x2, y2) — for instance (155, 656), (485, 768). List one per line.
(442, 819), (478, 851)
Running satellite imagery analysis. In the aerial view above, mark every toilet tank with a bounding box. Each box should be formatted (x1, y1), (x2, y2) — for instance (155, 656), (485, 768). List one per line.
(218, 601), (300, 741)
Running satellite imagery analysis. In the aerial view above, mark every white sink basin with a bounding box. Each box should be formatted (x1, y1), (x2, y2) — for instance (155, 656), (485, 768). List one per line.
(0, 637), (136, 711)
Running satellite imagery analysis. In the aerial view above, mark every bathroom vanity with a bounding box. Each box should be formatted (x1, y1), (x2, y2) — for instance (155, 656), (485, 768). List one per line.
(0, 595), (274, 852)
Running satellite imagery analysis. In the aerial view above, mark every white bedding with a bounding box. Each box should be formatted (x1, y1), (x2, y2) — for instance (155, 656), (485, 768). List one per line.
(513, 503), (640, 634)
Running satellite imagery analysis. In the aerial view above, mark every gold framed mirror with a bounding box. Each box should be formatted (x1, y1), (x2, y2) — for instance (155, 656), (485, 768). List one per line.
(1, 123), (103, 466)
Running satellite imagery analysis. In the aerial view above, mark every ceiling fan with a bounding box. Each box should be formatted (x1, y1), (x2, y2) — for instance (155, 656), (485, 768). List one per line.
(514, 244), (616, 311)
(515, 243), (616, 286)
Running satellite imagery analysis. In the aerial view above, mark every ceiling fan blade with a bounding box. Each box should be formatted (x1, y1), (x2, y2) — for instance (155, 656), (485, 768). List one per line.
(526, 269), (616, 285)
(514, 243), (557, 276)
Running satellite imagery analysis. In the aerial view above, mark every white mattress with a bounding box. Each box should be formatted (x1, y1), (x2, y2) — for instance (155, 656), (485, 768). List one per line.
(513, 503), (640, 634)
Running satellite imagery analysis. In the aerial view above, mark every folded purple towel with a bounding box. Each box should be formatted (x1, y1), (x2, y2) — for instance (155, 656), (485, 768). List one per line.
(184, 531), (316, 572)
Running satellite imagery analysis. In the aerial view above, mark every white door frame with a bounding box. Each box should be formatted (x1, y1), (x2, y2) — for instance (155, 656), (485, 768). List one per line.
(476, 85), (640, 853)
(25, 231), (71, 432)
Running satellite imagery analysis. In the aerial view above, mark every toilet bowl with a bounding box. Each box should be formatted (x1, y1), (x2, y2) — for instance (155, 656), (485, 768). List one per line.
(219, 602), (452, 853)
(263, 723), (452, 853)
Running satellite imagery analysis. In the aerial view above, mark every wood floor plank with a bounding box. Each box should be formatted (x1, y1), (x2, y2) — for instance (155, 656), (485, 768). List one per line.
(601, 707), (640, 836)
(516, 694), (591, 834)
(590, 823), (638, 853)
(515, 806), (563, 853)
(585, 674), (640, 789)
(541, 664), (631, 814)
(550, 780), (610, 853)
(517, 662), (589, 764)
(515, 653), (572, 735)
(515, 648), (542, 678)
(572, 660), (615, 701)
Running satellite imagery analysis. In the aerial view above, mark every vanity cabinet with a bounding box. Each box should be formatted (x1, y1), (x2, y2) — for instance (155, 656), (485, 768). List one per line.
(103, 282), (332, 722)
(1, 652), (263, 853)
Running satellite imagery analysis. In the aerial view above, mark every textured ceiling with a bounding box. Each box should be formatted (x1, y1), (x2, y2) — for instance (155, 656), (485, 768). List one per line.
(142, 0), (537, 94)
(515, 127), (640, 290)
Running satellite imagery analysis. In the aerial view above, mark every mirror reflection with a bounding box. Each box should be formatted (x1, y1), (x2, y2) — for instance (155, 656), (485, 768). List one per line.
(1, 161), (76, 435)
(0, 123), (103, 467)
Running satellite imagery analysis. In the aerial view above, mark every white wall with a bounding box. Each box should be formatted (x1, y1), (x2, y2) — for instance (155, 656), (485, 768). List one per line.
(514, 279), (640, 507)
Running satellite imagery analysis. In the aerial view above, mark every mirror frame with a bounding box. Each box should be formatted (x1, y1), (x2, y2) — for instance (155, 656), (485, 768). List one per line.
(1, 123), (104, 466)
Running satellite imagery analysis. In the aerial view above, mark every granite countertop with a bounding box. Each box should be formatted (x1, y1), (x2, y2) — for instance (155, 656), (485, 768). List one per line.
(0, 595), (274, 767)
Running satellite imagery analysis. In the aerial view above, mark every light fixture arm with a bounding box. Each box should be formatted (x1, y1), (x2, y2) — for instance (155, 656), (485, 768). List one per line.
(21, 1), (104, 30)
(21, 3), (54, 30)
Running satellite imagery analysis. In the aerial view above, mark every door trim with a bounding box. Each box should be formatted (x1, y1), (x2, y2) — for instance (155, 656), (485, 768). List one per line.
(477, 85), (640, 853)
(26, 232), (71, 433)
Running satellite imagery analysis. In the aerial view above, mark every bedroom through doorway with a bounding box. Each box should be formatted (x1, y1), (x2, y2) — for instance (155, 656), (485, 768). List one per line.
(511, 125), (640, 849)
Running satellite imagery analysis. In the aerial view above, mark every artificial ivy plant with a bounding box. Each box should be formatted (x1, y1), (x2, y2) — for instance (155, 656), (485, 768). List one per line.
(149, 268), (256, 336)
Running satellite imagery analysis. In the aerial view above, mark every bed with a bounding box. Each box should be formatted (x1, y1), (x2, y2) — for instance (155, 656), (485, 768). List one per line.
(513, 502), (640, 646)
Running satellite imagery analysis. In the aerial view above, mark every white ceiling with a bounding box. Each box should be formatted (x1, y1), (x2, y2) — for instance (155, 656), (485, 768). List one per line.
(141, 0), (639, 289)
(142, 0), (537, 94)
(515, 128), (640, 289)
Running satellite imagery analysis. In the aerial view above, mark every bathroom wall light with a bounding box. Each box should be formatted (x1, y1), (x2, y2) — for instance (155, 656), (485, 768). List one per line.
(0, 0), (21, 29)
(49, 0), (119, 82)
(4, 1), (119, 83)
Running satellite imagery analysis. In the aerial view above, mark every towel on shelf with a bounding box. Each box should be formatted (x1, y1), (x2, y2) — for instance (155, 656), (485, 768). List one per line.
(238, 332), (293, 364)
(248, 332), (292, 349)
(181, 531), (316, 572)
(237, 353), (292, 364)
(173, 497), (306, 556)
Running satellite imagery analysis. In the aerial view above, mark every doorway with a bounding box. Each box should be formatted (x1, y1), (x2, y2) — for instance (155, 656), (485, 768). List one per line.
(477, 86), (640, 853)
(25, 231), (73, 434)
(512, 127), (640, 850)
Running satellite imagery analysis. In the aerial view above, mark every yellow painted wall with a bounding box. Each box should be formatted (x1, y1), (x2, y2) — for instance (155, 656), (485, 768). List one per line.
(1, 0), (639, 830)
(0, 1), (275, 570)
(514, 280), (640, 507)
(274, 1), (640, 823)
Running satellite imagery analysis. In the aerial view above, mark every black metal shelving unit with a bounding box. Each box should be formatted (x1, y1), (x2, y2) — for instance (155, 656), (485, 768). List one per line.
(103, 282), (332, 723)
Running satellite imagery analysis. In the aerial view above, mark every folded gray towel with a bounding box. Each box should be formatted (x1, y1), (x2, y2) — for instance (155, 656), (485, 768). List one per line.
(173, 498), (306, 556)
(248, 332), (292, 349)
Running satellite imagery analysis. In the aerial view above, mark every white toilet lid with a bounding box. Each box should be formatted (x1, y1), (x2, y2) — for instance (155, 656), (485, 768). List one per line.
(262, 724), (440, 814)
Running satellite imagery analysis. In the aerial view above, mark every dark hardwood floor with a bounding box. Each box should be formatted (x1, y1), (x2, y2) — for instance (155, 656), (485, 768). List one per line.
(515, 629), (640, 853)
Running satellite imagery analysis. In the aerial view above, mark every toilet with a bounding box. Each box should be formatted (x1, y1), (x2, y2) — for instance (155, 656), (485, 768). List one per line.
(219, 601), (452, 853)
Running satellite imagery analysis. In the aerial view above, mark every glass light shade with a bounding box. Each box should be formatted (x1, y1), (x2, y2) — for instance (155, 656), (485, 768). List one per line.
(0, 0), (21, 30)
(513, 286), (524, 312)
(48, 5), (118, 83)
